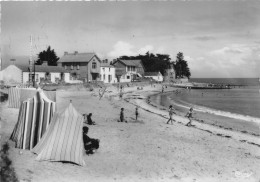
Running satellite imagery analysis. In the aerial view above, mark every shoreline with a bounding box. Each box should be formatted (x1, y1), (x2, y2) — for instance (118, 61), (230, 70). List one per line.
(123, 86), (260, 147)
(147, 88), (260, 137)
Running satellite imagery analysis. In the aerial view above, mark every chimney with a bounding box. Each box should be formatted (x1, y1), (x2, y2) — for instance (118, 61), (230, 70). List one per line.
(74, 51), (78, 55)
(64, 51), (68, 55)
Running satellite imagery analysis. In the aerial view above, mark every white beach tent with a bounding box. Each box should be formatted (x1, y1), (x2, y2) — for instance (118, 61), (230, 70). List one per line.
(32, 102), (85, 166)
(10, 90), (56, 150)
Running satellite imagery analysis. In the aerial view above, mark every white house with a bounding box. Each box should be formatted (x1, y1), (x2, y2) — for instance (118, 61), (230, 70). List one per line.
(100, 61), (117, 83)
(113, 60), (145, 83)
(0, 64), (70, 85)
(144, 72), (163, 82)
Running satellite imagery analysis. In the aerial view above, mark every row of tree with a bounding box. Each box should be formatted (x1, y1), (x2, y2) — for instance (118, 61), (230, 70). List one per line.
(114, 52), (191, 78)
(35, 46), (191, 78)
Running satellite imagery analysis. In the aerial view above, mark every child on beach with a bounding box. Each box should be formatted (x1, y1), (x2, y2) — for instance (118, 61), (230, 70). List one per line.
(83, 126), (99, 155)
(120, 108), (127, 123)
(185, 107), (193, 126)
(166, 105), (176, 124)
(87, 113), (96, 125)
(135, 107), (139, 120)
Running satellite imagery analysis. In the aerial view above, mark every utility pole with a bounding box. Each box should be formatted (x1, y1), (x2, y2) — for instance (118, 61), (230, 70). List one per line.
(29, 35), (33, 87)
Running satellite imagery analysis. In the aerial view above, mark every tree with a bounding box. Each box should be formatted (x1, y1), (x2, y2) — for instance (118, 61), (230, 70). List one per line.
(35, 46), (59, 66)
(117, 53), (171, 75)
(174, 52), (191, 79)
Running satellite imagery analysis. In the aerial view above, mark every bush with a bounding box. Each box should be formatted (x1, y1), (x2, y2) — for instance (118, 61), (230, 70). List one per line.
(0, 142), (18, 182)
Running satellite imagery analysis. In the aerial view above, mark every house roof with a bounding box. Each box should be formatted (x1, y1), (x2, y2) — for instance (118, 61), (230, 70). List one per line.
(117, 60), (143, 67)
(15, 65), (69, 73)
(58, 52), (99, 63)
(100, 63), (114, 68)
(144, 72), (161, 76)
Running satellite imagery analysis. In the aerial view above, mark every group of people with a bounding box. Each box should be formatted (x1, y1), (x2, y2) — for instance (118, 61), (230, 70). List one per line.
(119, 106), (139, 123)
(167, 105), (194, 126)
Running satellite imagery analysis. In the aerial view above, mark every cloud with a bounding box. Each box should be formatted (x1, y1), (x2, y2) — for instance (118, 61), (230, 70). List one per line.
(138, 45), (154, 55)
(107, 41), (135, 58)
(108, 41), (167, 58)
(193, 36), (215, 41)
(185, 43), (260, 78)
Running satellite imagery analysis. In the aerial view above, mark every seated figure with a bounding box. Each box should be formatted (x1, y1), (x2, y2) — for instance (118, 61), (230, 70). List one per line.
(83, 126), (100, 155)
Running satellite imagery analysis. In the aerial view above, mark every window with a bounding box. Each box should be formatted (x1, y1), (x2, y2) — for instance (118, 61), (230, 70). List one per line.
(71, 65), (74, 70)
(103, 74), (105, 80)
(103, 68), (105, 72)
(92, 62), (97, 69)
(109, 68), (110, 72)
(77, 65), (80, 70)
(127, 76), (130, 79)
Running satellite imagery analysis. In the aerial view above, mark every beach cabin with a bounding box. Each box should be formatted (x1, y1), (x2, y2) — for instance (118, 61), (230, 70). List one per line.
(144, 72), (163, 82)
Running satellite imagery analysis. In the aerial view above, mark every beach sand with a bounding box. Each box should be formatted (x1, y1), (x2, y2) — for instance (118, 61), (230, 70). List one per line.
(0, 84), (259, 182)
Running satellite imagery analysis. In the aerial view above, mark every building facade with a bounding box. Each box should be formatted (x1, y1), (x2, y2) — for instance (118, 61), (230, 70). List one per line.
(163, 63), (176, 83)
(144, 72), (163, 82)
(100, 60), (117, 83)
(113, 59), (145, 82)
(58, 52), (101, 82)
(0, 64), (70, 85)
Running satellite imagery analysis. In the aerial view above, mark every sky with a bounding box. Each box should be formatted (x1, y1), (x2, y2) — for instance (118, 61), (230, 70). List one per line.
(1, 1), (260, 78)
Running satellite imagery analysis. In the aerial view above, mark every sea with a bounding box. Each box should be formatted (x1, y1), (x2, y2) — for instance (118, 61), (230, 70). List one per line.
(157, 78), (260, 124)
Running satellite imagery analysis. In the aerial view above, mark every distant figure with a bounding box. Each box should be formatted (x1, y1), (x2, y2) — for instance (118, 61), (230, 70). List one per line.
(166, 105), (176, 124)
(83, 126), (100, 155)
(119, 108), (127, 123)
(185, 107), (194, 126)
(87, 113), (96, 125)
(147, 96), (151, 104)
(135, 107), (139, 120)
(162, 85), (164, 93)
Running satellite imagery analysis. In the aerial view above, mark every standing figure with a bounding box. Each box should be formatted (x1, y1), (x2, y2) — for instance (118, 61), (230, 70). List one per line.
(120, 108), (127, 123)
(135, 107), (139, 120)
(185, 107), (193, 126)
(162, 85), (164, 93)
(166, 105), (176, 124)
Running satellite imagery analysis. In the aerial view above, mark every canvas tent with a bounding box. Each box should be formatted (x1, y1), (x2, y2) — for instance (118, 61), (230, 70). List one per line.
(32, 102), (85, 166)
(8, 87), (56, 109)
(10, 91), (56, 150)
(20, 88), (56, 103)
(8, 87), (21, 108)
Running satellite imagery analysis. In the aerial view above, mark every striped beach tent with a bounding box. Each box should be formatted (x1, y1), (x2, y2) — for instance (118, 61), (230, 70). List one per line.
(8, 87), (21, 108)
(20, 88), (56, 103)
(10, 91), (56, 150)
(32, 102), (85, 166)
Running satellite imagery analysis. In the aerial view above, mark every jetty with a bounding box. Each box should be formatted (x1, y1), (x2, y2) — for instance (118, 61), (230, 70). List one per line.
(172, 82), (232, 89)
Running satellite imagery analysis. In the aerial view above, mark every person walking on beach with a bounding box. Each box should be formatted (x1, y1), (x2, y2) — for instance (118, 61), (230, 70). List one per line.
(119, 108), (127, 123)
(135, 107), (139, 120)
(166, 105), (176, 124)
(162, 85), (164, 93)
(185, 107), (193, 126)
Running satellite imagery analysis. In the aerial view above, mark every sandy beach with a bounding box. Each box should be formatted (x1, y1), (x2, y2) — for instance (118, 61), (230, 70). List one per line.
(0, 84), (260, 182)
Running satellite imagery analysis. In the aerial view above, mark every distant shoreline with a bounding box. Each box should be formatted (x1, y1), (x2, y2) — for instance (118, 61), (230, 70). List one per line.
(147, 89), (260, 137)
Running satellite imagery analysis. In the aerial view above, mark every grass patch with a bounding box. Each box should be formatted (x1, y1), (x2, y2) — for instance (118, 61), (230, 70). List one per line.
(0, 142), (18, 182)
